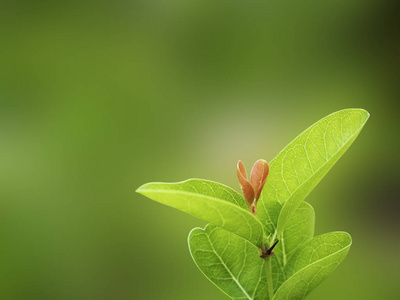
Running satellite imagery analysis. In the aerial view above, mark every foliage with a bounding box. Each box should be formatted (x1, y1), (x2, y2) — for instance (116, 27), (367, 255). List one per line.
(137, 109), (369, 299)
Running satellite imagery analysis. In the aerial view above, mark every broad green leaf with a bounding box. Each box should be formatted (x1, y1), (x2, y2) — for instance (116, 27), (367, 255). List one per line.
(137, 179), (264, 248)
(188, 224), (273, 300)
(263, 202), (315, 292)
(258, 109), (369, 237)
(273, 232), (352, 300)
(272, 202), (315, 268)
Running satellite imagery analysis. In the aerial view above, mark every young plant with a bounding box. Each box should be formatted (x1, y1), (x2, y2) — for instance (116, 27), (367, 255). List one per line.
(137, 109), (369, 300)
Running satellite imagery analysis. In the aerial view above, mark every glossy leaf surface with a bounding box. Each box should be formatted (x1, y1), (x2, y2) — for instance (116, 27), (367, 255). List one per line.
(273, 232), (352, 300)
(137, 179), (265, 248)
(188, 224), (270, 300)
(258, 109), (369, 237)
(272, 202), (315, 267)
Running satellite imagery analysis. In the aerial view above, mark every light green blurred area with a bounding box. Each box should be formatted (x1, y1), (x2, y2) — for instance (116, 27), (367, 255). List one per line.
(0, 1), (399, 299)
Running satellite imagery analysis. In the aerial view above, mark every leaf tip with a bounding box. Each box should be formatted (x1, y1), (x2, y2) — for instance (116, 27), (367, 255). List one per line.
(347, 108), (370, 123)
(337, 231), (353, 245)
(135, 183), (148, 195)
(356, 108), (370, 120)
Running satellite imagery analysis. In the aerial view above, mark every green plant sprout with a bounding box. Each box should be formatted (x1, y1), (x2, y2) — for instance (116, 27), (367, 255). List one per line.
(137, 109), (369, 300)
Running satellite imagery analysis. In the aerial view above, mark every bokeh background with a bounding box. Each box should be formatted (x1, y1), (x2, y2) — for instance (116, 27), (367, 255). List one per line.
(1, 1), (399, 299)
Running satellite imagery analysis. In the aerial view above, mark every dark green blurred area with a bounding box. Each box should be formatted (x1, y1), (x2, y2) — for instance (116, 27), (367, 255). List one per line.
(0, 1), (399, 299)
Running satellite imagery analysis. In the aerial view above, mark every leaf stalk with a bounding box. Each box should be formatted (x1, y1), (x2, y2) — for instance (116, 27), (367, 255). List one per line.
(264, 255), (274, 300)
(261, 240), (278, 299)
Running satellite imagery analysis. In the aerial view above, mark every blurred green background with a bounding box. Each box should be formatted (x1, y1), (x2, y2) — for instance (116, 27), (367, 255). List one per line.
(1, 1), (399, 299)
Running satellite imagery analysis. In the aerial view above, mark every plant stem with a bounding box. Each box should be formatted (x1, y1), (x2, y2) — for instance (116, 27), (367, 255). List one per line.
(264, 255), (274, 299)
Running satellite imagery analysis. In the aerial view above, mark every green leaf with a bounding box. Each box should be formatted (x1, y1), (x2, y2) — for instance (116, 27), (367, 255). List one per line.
(137, 179), (264, 248)
(258, 109), (369, 237)
(273, 232), (352, 300)
(273, 202), (315, 268)
(262, 202), (315, 293)
(188, 224), (271, 300)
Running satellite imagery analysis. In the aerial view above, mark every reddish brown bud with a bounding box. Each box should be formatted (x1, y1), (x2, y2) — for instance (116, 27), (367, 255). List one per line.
(237, 160), (255, 209)
(237, 159), (269, 215)
(250, 159), (269, 201)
